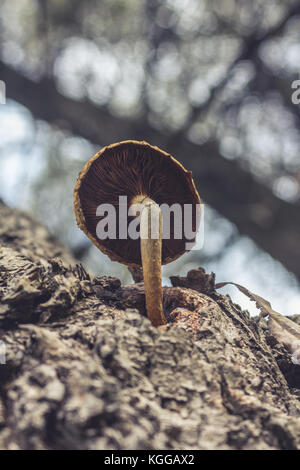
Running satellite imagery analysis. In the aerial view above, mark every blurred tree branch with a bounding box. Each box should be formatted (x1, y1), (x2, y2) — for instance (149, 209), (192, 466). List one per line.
(1, 58), (300, 281)
(185, 1), (300, 128)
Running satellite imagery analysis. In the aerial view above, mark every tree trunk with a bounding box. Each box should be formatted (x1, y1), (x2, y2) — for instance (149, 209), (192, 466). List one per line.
(0, 201), (300, 450)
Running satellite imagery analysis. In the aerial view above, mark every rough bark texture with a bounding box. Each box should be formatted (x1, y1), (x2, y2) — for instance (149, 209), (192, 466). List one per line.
(0, 202), (300, 450)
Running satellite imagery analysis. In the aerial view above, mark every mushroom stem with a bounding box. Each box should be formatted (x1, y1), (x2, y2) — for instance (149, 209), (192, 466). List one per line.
(139, 198), (166, 327)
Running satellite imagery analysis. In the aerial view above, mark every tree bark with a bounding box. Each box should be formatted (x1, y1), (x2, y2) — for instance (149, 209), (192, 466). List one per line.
(0, 202), (300, 450)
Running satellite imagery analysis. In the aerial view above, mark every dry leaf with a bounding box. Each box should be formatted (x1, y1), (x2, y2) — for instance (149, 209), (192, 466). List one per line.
(215, 281), (300, 365)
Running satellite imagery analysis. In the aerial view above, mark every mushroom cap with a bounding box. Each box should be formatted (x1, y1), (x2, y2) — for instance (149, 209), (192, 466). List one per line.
(74, 140), (201, 267)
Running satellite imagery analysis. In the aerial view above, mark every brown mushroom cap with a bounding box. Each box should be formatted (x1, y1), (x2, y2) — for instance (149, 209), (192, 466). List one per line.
(74, 140), (201, 267)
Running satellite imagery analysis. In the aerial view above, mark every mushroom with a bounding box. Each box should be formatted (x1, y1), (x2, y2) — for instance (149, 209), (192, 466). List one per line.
(74, 140), (201, 326)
